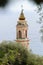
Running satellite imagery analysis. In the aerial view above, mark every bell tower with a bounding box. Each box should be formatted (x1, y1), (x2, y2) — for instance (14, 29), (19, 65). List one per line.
(16, 9), (29, 48)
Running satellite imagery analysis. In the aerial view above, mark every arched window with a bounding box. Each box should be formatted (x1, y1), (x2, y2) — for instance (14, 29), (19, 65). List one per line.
(26, 30), (27, 38)
(19, 31), (22, 38)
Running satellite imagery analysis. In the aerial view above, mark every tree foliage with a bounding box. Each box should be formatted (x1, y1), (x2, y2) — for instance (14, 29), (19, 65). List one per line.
(0, 41), (43, 65)
(30, 0), (43, 5)
(0, 41), (29, 65)
(0, 0), (9, 7)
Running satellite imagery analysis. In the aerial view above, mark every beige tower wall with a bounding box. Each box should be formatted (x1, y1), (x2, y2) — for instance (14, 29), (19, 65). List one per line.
(16, 10), (29, 48)
(16, 39), (29, 48)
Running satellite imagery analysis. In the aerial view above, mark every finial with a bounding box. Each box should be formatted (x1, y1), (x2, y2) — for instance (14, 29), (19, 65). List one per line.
(21, 5), (24, 13)
(21, 5), (23, 9)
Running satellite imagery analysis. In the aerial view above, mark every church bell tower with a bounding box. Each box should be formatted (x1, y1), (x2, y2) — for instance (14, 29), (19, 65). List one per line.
(16, 9), (29, 48)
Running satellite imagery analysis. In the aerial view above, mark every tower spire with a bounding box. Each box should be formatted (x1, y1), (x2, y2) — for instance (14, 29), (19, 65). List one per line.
(19, 5), (25, 20)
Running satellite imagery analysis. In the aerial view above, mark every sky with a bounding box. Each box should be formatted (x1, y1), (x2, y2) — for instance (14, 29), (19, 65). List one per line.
(0, 0), (43, 56)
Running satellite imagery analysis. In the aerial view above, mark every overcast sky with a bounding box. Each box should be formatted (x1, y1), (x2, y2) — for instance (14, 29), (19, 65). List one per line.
(0, 0), (43, 56)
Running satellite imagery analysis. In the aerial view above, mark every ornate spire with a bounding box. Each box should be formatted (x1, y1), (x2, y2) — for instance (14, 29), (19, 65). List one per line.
(19, 6), (25, 20)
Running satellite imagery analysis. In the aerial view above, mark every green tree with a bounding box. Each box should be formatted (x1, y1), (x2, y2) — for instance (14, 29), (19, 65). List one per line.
(0, 41), (29, 65)
(0, 41), (43, 65)
(0, 0), (9, 7)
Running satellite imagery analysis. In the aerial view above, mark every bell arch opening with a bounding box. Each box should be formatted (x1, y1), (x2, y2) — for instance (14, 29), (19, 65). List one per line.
(18, 31), (22, 39)
(25, 30), (27, 38)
